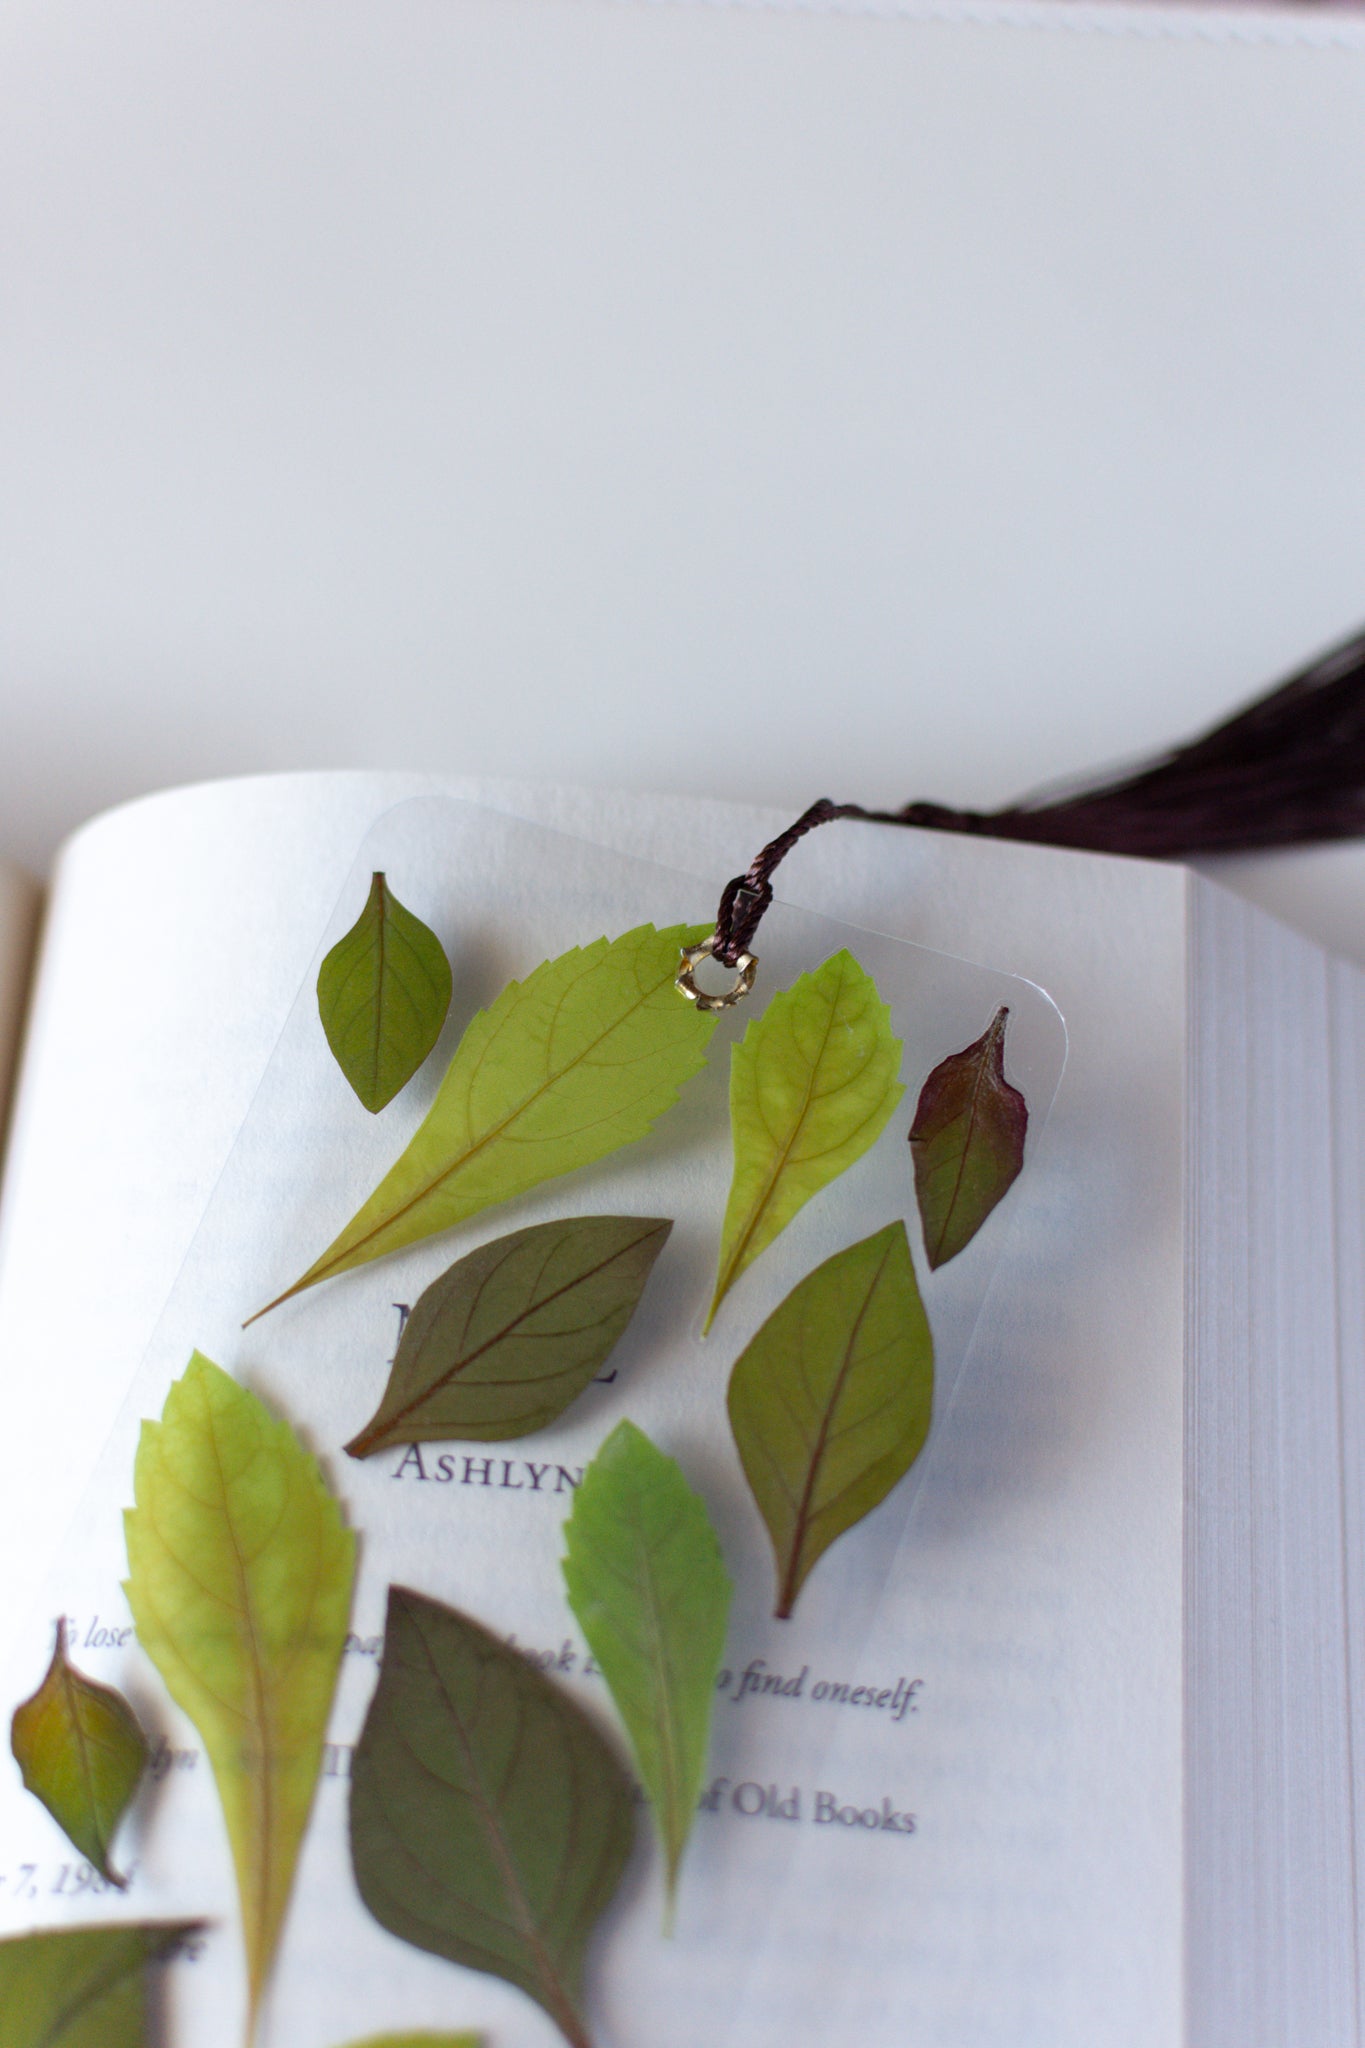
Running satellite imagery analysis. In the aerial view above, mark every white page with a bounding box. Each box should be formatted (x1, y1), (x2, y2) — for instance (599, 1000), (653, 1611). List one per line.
(1202, 844), (1365, 972)
(0, 775), (1187, 2046)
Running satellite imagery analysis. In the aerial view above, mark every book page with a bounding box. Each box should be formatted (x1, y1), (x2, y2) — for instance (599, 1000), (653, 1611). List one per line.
(0, 775), (1188, 2047)
(1201, 842), (1365, 971)
(0, 859), (40, 1157)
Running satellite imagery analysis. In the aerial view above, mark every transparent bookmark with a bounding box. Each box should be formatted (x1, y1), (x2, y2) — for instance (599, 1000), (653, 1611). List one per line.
(0, 796), (1064, 2048)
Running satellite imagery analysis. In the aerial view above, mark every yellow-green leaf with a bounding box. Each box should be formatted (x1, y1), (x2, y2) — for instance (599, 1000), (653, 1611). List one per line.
(10, 1619), (148, 1886)
(350, 1587), (634, 2048)
(318, 873), (453, 1114)
(727, 1223), (932, 1618)
(253, 923), (714, 1320)
(706, 949), (904, 1329)
(334, 2036), (482, 2047)
(562, 1421), (732, 1923)
(909, 1005), (1028, 1268)
(0, 1922), (201, 2048)
(122, 1353), (356, 2043)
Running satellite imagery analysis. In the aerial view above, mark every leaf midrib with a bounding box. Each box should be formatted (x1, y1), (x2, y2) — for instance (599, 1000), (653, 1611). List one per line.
(711, 974), (847, 1319)
(31, 1938), (148, 2048)
(53, 1632), (109, 1872)
(407, 1608), (590, 2048)
(927, 1019), (1001, 1265)
(776, 1235), (894, 1618)
(626, 1493), (685, 1885)
(201, 1396), (275, 2030)
(363, 875), (390, 1100)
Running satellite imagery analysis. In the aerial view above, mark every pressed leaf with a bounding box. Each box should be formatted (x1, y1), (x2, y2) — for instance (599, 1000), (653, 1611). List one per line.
(122, 1353), (356, 2044)
(318, 872), (453, 1114)
(562, 1420), (731, 1922)
(0, 1922), (201, 2048)
(727, 1222), (932, 1619)
(253, 923), (714, 1320)
(350, 1586), (634, 2048)
(706, 949), (903, 1330)
(909, 1005), (1028, 1269)
(334, 2037), (482, 2047)
(10, 1618), (148, 1885)
(346, 1215), (672, 1457)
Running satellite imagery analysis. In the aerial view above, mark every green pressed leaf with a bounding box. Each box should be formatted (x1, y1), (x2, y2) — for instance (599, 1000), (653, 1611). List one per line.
(346, 1216), (672, 1457)
(122, 1353), (356, 2044)
(254, 923), (714, 1320)
(727, 1222), (932, 1619)
(562, 1421), (731, 1923)
(350, 1587), (634, 2048)
(706, 949), (903, 1330)
(0, 1922), (200, 2048)
(10, 1619), (148, 1886)
(318, 873), (453, 1114)
(334, 2036), (482, 2047)
(909, 1005), (1028, 1269)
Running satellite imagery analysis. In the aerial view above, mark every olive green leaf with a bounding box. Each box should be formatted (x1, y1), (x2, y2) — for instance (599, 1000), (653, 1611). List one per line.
(705, 949), (903, 1330)
(0, 1922), (201, 2048)
(350, 1587), (634, 2048)
(123, 1353), (356, 2045)
(909, 1005), (1028, 1269)
(727, 1222), (932, 1619)
(562, 1421), (731, 1924)
(346, 1216), (672, 1457)
(10, 1619), (148, 1886)
(334, 2036), (482, 2047)
(318, 872), (453, 1114)
(252, 923), (714, 1321)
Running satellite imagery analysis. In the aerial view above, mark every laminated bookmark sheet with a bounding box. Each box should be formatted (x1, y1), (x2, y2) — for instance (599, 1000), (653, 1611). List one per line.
(0, 797), (1064, 2048)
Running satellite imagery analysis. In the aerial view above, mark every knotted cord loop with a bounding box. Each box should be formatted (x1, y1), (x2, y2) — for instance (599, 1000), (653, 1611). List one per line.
(701, 624), (1365, 972)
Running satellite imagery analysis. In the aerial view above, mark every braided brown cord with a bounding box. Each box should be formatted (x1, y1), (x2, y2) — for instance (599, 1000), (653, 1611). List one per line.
(710, 625), (1365, 965)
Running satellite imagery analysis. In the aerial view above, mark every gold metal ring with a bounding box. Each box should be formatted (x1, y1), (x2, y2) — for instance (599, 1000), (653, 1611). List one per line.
(675, 935), (758, 1012)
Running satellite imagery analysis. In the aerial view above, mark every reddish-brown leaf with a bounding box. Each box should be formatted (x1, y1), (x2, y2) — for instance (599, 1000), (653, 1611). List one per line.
(909, 1006), (1027, 1269)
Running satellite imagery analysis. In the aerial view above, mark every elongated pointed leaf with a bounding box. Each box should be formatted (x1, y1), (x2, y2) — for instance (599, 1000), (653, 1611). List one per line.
(909, 1005), (1028, 1269)
(346, 1216), (672, 1457)
(706, 950), (903, 1329)
(10, 1619), (148, 1885)
(350, 1587), (634, 2048)
(123, 1353), (356, 2042)
(562, 1421), (731, 1920)
(255, 924), (714, 1319)
(318, 873), (453, 1113)
(727, 1223), (932, 1619)
(0, 1922), (201, 2048)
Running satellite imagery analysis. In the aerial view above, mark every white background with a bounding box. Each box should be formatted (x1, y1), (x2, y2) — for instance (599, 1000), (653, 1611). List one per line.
(4, 0), (1365, 873)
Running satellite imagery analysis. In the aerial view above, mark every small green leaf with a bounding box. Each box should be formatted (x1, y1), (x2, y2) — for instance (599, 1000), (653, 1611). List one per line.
(0, 1922), (201, 2048)
(253, 923), (714, 1320)
(346, 1216), (672, 1457)
(318, 873), (453, 1113)
(10, 1618), (148, 1886)
(909, 1005), (1028, 1269)
(333, 2036), (482, 2047)
(706, 949), (904, 1329)
(562, 1421), (731, 1923)
(727, 1222), (932, 1619)
(123, 1353), (356, 2044)
(350, 1587), (634, 2048)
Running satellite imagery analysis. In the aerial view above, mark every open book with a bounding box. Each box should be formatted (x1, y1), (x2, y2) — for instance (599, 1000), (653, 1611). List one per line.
(0, 773), (1360, 2048)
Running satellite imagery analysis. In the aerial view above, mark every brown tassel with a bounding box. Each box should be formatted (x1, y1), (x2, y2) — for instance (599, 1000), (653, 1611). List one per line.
(712, 626), (1365, 966)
